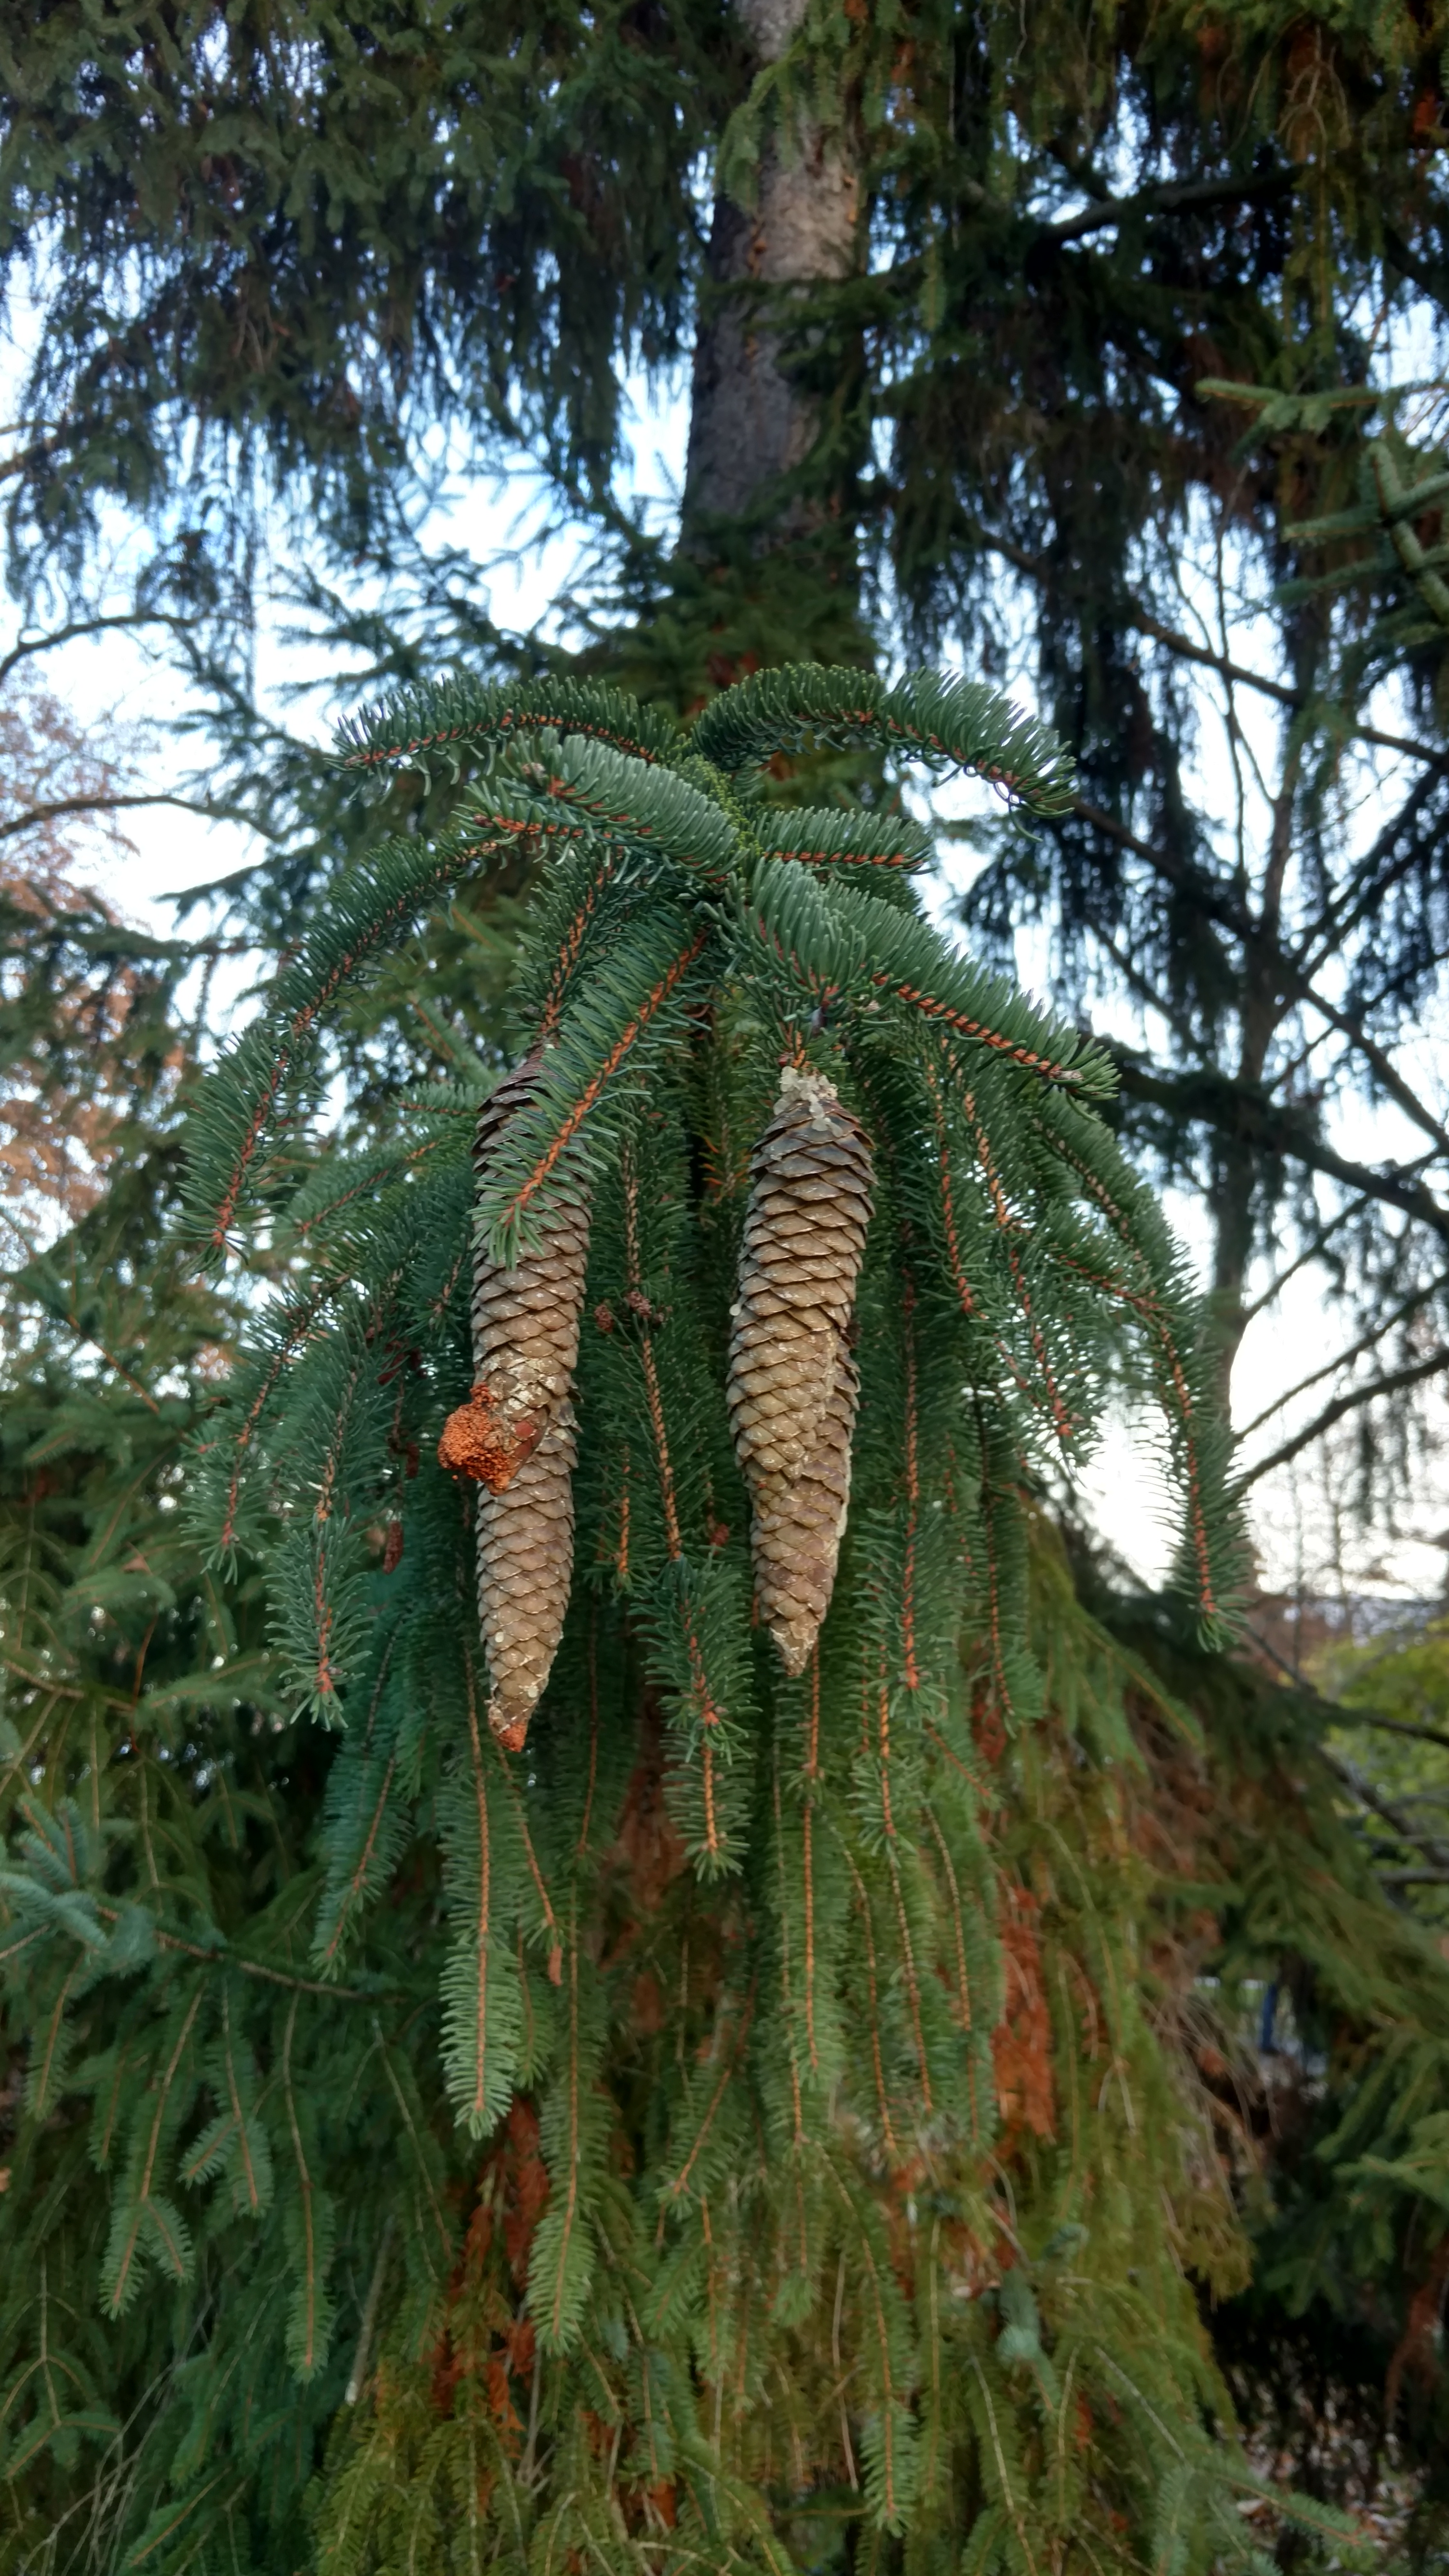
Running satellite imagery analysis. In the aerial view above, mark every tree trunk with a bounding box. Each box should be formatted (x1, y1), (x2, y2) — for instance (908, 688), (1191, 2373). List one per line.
(1209, 756), (1300, 1413)
(683, 0), (860, 542)
(1209, 1128), (1258, 1415)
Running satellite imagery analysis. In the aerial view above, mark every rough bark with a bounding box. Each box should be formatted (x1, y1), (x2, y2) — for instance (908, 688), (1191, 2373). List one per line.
(683, 0), (860, 540)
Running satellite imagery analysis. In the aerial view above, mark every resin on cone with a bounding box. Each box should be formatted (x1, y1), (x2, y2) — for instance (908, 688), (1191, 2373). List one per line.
(727, 1066), (874, 1674)
(437, 1052), (590, 1746)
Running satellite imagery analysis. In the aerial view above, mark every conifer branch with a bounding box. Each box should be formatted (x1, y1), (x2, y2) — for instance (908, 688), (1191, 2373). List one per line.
(872, 912), (1114, 1094)
(281, 1995), (330, 2377)
(184, 826), (516, 1258)
(134, 656), (1264, 2572)
(476, 922), (710, 1259)
(754, 808), (936, 874)
(470, 735), (739, 882)
(336, 675), (676, 781)
(694, 664), (1073, 813)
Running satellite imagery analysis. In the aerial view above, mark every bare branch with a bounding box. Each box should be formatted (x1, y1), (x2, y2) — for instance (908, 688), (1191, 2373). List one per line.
(1298, 754), (1449, 977)
(1088, 921), (1204, 1057)
(1124, 603), (1437, 765)
(1069, 794), (1251, 941)
(1331, 1709), (1449, 1757)
(1236, 1273), (1449, 1440)
(1321, 1747), (1449, 1868)
(970, 523), (1441, 764)
(1114, 1058), (1449, 1244)
(1239, 1195), (1373, 1327)
(0, 433), (60, 486)
(0, 612), (193, 691)
(0, 790), (253, 849)
(1235, 1346), (1449, 1490)
(1075, 797), (1449, 1159)
(1041, 166), (1297, 246)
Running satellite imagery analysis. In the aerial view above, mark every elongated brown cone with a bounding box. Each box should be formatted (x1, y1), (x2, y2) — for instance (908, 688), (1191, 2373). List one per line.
(437, 1054), (590, 1749)
(726, 1066), (874, 1675)
(475, 1412), (578, 1751)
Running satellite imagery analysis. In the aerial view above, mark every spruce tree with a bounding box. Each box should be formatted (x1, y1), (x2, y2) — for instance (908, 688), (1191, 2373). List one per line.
(6, 2), (1449, 2546)
(2, 659), (1326, 2576)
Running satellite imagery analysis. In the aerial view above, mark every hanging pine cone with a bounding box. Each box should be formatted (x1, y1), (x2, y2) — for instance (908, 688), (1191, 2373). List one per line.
(438, 1054), (590, 1749)
(437, 1055), (590, 1493)
(726, 1066), (874, 1676)
(474, 1413), (578, 1750)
